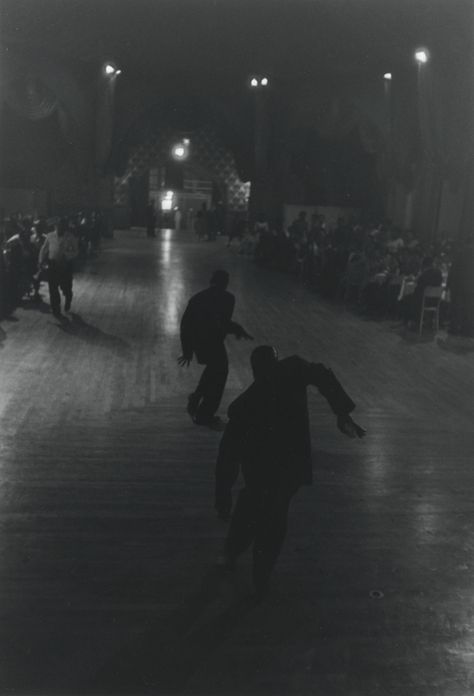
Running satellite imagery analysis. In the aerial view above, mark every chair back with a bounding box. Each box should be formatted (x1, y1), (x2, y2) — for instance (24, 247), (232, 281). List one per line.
(423, 286), (443, 300)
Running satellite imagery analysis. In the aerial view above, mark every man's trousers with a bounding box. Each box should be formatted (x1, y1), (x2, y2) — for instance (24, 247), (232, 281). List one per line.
(194, 343), (229, 423)
(225, 470), (299, 593)
(47, 262), (73, 314)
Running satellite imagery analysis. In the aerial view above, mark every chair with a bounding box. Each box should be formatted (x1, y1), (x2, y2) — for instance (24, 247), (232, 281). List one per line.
(419, 286), (443, 336)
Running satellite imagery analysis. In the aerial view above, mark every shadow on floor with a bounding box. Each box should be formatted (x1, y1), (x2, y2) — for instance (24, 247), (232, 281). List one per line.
(20, 296), (52, 314)
(86, 566), (257, 694)
(436, 336), (474, 355)
(0, 325), (6, 348)
(58, 313), (132, 358)
(394, 326), (438, 345)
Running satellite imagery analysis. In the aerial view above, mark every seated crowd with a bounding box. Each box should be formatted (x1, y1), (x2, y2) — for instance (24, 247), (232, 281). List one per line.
(0, 210), (104, 317)
(230, 210), (473, 336)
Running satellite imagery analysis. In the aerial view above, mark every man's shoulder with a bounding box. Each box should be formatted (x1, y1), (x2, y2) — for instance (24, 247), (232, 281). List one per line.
(275, 355), (319, 385)
(192, 287), (234, 301)
(189, 288), (209, 303)
(278, 355), (306, 371)
(228, 381), (259, 418)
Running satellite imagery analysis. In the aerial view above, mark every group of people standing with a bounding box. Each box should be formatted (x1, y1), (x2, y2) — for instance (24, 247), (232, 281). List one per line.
(1, 210), (104, 319)
(178, 270), (365, 599)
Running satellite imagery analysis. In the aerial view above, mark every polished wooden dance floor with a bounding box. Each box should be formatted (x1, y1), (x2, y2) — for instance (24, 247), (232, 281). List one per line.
(1, 229), (474, 695)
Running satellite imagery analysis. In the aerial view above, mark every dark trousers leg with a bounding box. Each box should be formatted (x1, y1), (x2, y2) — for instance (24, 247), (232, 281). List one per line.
(215, 422), (241, 516)
(59, 269), (73, 309)
(252, 482), (298, 593)
(47, 270), (61, 314)
(195, 345), (228, 422)
(225, 487), (263, 558)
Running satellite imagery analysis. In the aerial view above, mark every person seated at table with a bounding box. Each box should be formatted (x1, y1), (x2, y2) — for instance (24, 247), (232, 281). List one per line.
(399, 256), (442, 326)
(387, 227), (405, 253)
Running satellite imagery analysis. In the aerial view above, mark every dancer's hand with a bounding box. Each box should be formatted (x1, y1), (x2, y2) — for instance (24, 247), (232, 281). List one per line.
(236, 328), (254, 341)
(337, 414), (366, 439)
(177, 355), (192, 367)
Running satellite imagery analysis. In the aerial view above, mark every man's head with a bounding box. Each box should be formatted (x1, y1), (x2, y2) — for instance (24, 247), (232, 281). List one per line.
(421, 256), (434, 270)
(250, 345), (278, 380)
(57, 218), (69, 237)
(210, 269), (229, 290)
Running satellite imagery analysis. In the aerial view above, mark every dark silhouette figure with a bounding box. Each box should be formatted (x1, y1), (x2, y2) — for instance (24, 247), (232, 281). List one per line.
(145, 203), (156, 238)
(38, 219), (78, 318)
(178, 270), (253, 430)
(215, 345), (365, 598)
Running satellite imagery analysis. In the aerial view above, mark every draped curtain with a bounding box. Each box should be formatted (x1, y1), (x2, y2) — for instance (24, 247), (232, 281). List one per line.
(95, 75), (116, 173)
(1, 50), (92, 177)
(413, 56), (473, 240)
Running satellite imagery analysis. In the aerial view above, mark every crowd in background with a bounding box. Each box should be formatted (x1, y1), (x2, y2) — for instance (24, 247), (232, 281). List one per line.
(228, 210), (474, 337)
(2, 205), (473, 338)
(0, 210), (105, 316)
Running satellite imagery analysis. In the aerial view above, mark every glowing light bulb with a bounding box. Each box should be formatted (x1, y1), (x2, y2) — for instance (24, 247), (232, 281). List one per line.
(415, 49), (429, 64)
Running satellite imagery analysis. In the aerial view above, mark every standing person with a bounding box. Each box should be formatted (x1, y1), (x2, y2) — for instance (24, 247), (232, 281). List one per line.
(215, 345), (365, 599)
(178, 270), (253, 430)
(289, 210), (309, 243)
(207, 206), (218, 242)
(145, 202), (156, 238)
(194, 203), (208, 241)
(174, 207), (182, 232)
(227, 215), (247, 247)
(38, 218), (78, 318)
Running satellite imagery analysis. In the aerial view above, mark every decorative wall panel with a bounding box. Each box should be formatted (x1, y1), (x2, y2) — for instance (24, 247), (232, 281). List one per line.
(114, 126), (250, 211)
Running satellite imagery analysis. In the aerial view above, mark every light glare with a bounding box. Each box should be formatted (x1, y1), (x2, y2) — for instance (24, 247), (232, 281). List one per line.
(250, 78), (258, 87)
(261, 77), (269, 86)
(415, 50), (429, 64)
(384, 72), (392, 81)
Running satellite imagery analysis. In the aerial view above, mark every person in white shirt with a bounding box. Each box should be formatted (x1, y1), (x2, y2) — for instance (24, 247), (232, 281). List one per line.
(38, 218), (78, 317)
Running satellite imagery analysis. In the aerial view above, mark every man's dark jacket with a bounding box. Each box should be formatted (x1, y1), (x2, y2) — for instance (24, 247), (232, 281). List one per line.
(180, 287), (235, 364)
(216, 356), (356, 499)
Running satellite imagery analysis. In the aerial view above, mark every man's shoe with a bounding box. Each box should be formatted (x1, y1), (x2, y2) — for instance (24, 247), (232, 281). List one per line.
(194, 415), (227, 431)
(186, 393), (200, 419)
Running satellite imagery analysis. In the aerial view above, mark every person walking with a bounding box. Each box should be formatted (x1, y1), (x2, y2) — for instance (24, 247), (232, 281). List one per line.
(38, 218), (78, 318)
(178, 270), (253, 430)
(215, 345), (365, 598)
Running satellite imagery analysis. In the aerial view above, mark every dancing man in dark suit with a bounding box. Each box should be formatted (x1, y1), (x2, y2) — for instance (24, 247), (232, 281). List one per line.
(178, 270), (253, 430)
(215, 345), (366, 598)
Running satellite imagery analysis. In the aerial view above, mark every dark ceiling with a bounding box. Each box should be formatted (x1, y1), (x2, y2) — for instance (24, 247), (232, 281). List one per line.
(1, 0), (472, 88)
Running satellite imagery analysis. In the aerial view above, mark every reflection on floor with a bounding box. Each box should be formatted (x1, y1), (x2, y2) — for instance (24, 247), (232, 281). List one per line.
(1, 229), (474, 695)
